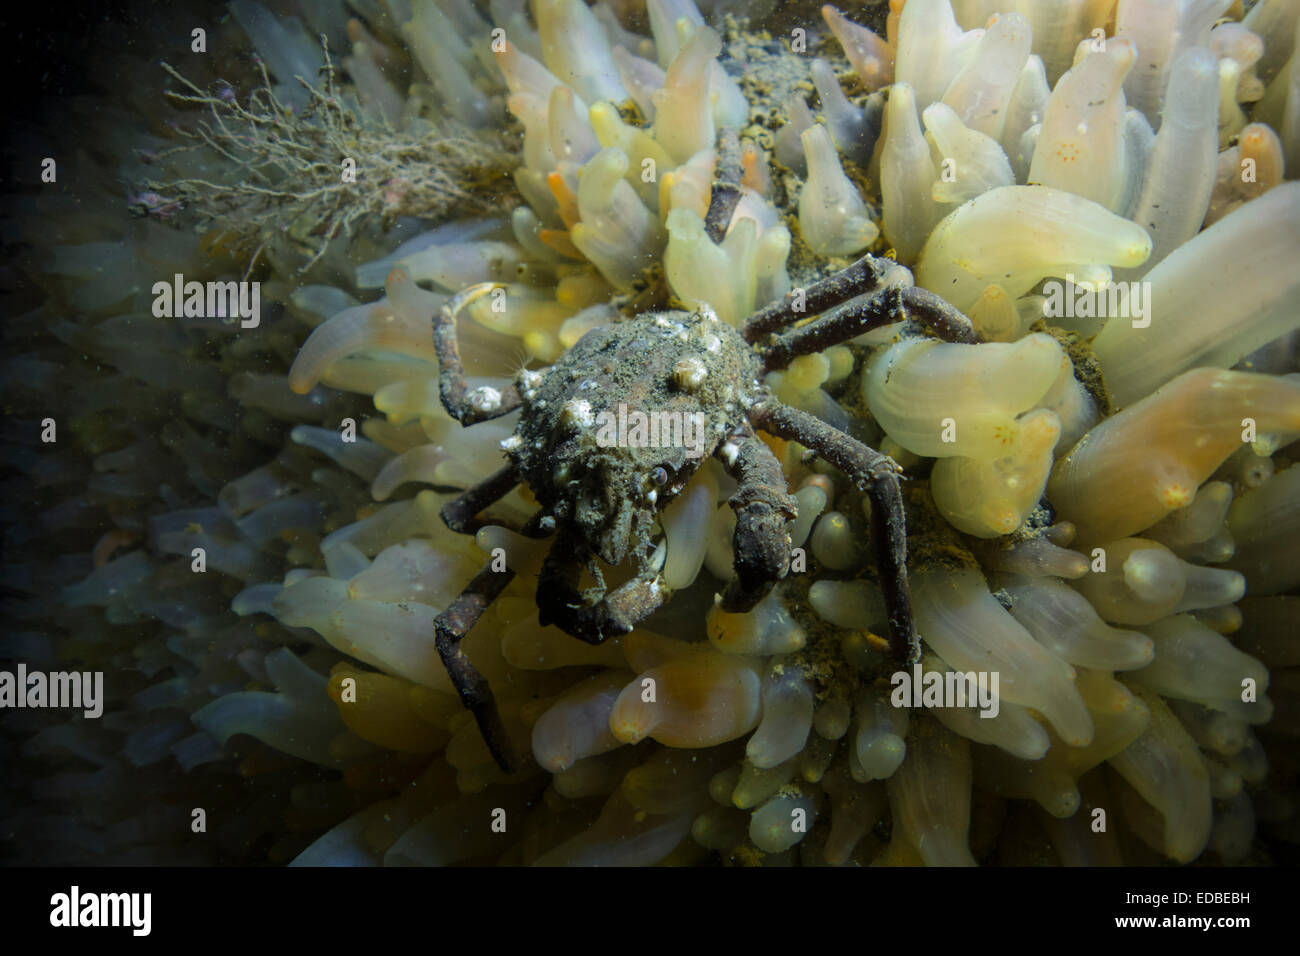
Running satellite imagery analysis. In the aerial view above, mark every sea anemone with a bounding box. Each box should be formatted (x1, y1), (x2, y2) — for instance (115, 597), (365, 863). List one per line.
(3, 0), (1298, 868)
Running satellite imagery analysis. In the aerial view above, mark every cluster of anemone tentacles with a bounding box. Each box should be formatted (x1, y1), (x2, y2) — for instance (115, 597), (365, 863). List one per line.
(3, 0), (1299, 866)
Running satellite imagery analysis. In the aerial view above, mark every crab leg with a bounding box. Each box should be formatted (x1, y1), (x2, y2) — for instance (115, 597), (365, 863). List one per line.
(433, 559), (527, 773)
(704, 127), (743, 243)
(749, 401), (920, 664)
(715, 424), (798, 612)
(440, 462), (521, 534)
(742, 253), (898, 342)
(433, 508), (553, 773)
(433, 282), (524, 425)
(762, 285), (980, 372)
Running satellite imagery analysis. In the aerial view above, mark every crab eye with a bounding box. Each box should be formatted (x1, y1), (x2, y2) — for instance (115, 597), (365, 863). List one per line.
(650, 466), (669, 486)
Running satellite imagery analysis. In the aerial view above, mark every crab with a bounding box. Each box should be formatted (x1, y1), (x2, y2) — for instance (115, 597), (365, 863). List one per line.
(429, 177), (984, 773)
